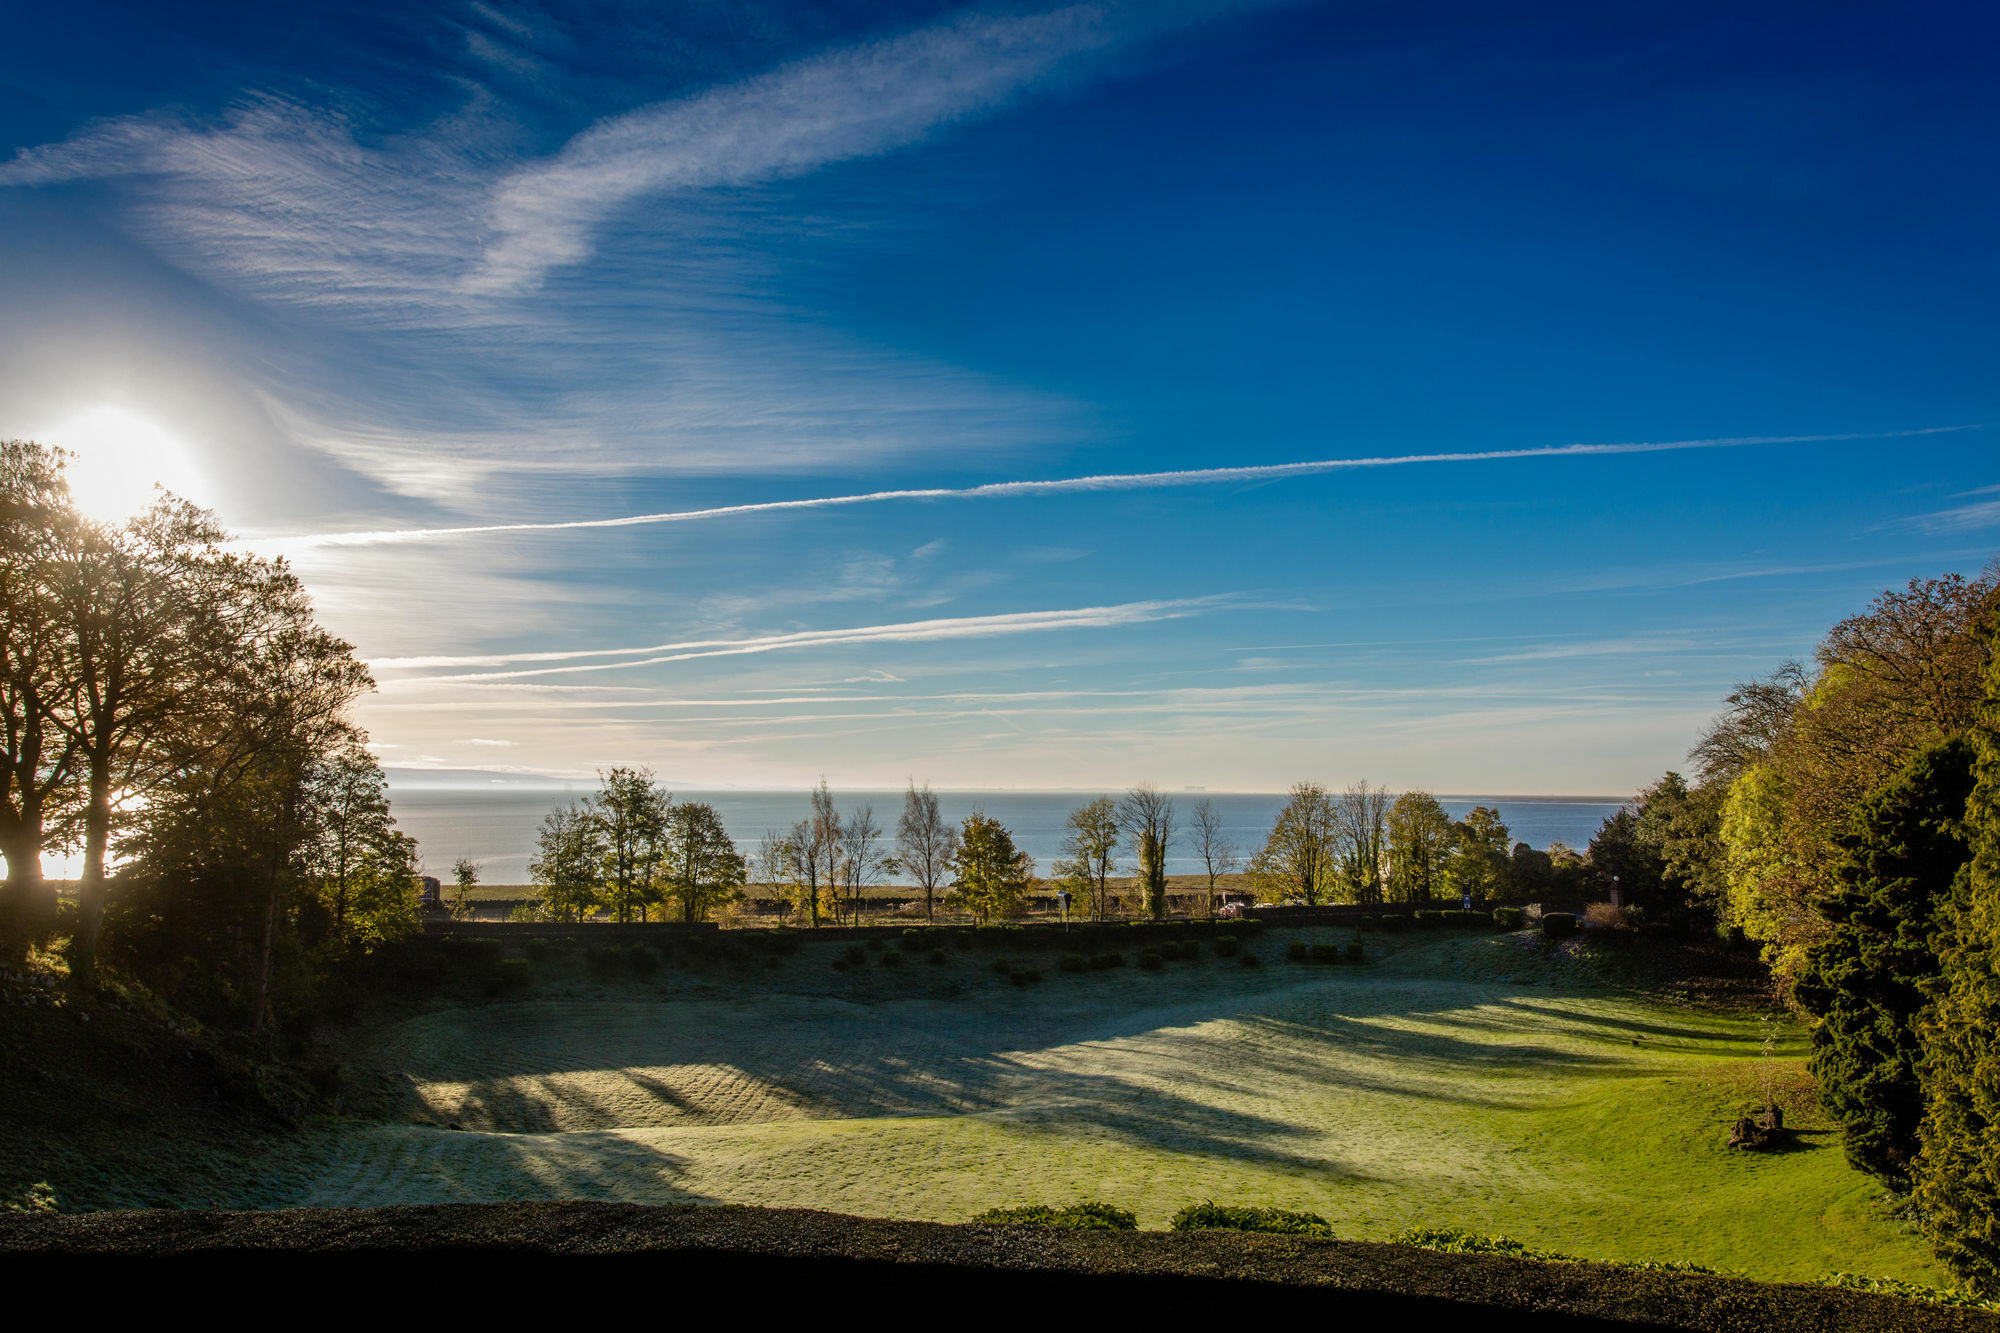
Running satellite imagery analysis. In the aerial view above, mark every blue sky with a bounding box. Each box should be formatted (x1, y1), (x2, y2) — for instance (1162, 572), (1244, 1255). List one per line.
(2, 0), (1994, 793)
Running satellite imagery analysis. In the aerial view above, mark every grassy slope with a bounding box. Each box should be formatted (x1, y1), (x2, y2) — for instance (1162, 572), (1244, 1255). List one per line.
(259, 930), (1942, 1286)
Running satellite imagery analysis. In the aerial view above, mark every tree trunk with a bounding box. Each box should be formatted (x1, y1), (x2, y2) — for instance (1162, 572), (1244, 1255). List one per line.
(67, 755), (113, 989)
(252, 849), (283, 1035)
(1, 824), (54, 961)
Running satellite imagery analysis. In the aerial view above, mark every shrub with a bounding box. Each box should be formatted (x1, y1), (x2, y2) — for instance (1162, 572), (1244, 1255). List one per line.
(1493, 906), (1526, 931)
(1358, 915), (1377, 931)
(764, 955), (781, 970)
(1542, 912), (1579, 938)
(1181, 939), (1201, 959)
(866, 936), (885, 951)
(1308, 942), (1341, 964)
(879, 949), (902, 968)
(990, 957), (1014, 975)
(973, 1203), (1136, 1230)
(1413, 910), (1442, 928)
(585, 944), (624, 976)
(1240, 953), (1260, 967)
(1392, 1227), (1568, 1260)
(1170, 1202), (1333, 1237)
(1214, 935), (1239, 957)
(1138, 951), (1163, 971)
(1286, 941), (1308, 962)
(523, 937), (558, 962)
(1345, 939), (1365, 962)
(929, 948), (947, 965)
(1376, 914), (1407, 932)
(625, 945), (660, 975)
(955, 933), (975, 951)
(1090, 952), (1124, 970)
(1011, 967), (1042, 986)
(1059, 952), (1087, 973)
(486, 957), (533, 995)
(1583, 902), (1633, 931)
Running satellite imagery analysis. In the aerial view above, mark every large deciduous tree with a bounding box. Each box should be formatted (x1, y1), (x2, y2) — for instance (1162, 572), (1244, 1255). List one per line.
(1118, 784), (1175, 920)
(586, 766), (669, 923)
(949, 812), (1032, 923)
(530, 803), (604, 922)
(660, 801), (745, 923)
(1051, 796), (1119, 920)
(1386, 790), (1451, 903)
(1447, 806), (1512, 903)
(1248, 781), (1340, 905)
(1336, 782), (1388, 905)
(894, 780), (958, 923)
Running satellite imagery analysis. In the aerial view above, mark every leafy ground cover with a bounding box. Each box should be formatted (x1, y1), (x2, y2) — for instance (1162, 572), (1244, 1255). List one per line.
(234, 931), (1948, 1286)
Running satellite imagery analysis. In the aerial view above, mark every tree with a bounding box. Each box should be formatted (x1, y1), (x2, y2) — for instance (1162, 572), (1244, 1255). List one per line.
(758, 826), (808, 925)
(1912, 615), (2000, 1295)
(895, 780), (958, 923)
(1586, 807), (1658, 909)
(1119, 784), (1175, 920)
(801, 778), (840, 926)
(298, 741), (411, 944)
(1336, 782), (1388, 904)
(837, 802), (886, 924)
(1794, 738), (1974, 1189)
(660, 801), (745, 923)
(1248, 781), (1340, 905)
(530, 803), (602, 922)
(949, 812), (1033, 923)
(1447, 806), (1511, 902)
(1051, 796), (1120, 920)
(1189, 799), (1237, 916)
(450, 857), (479, 921)
(586, 766), (669, 923)
(1386, 790), (1452, 903)
(0, 441), (83, 957)
(1508, 842), (1553, 897)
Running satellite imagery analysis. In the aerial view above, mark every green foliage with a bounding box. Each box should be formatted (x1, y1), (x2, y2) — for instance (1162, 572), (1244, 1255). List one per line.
(486, 956), (533, 995)
(1308, 942), (1341, 963)
(1138, 950), (1163, 970)
(1170, 1202), (1334, 1236)
(1214, 934), (1239, 957)
(1818, 1272), (2000, 1312)
(1541, 912), (1579, 938)
(1387, 791), (1453, 903)
(929, 948), (947, 965)
(1393, 1227), (1571, 1260)
(1286, 941), (1307, 961)
(973, 1202), (1137, 1230)
(1090, 952), (1123, 969)
(1793, 739), (1974, 1188)
(1447, 806), (1512, 901)
(1059, 952), (1087, 973)
(1493, 906), (1526, 930)
(949, 814), (1035, 923)
(1345, 939), (1365, 961)
(1912, 629), (2000, 1295)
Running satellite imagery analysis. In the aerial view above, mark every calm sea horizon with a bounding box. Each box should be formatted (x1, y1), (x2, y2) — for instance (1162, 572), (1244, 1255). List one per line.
(386, 780), (1632, 884)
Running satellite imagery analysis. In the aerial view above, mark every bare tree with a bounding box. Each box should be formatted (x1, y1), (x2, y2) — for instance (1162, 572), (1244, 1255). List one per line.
(802, 778), (841, 926)
(838, 802), (886, 922)
(894, 780), (957, 923)
(1336, 781), (1389, 905)
(1190, 798), (1238, 916)
(1118, 784), (1176, 920)
(1052, 796), (1120, 920)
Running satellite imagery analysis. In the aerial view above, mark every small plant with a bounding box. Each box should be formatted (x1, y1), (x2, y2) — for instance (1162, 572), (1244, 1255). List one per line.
(1138, 951), (1163, 971)
(1090, 952), (1124, 970)
(1308, 942), (1341, 964)
(1344, 939), (1364, 962)
(1, 1182), (58, 1214)
(1540, 912), (1579, 938)
(879, 949), (902, 968)
(845, 945), (868, 965)
(1240, 952), (1260, 967)
(764, 954), (781, 970)
(1358, 915), (1377, 930)
(866, 937), (885, 951)
(1170, 1202), (1333, 1237)
(1214, 935), (1239, 957)
(929, 948), (948, 965)
(1181, 939), (1201, 959)
(1493, 906), (1525, 931)
(486, 957), (533, 995)
(1583, 902), (1632, 931)
(625, 945), (660, 975)
(973, 1202), (1137, 1230)
(991, 957), (1014, 975)
(1059, 952), (1087, 973)
(1011, 967), (1042, 985)
(1286, 941), (1308, 962)
(1375, 914), (1407, 932)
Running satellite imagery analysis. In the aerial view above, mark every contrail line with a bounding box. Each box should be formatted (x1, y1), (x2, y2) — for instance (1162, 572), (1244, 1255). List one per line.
(255, 425), (1984, 549)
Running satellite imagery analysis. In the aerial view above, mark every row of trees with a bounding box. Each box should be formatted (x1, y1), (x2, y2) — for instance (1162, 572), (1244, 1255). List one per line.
(1607, 567), (2000, 1295)
(526, 767), (747, 923)
(1, 440), (419, 1030)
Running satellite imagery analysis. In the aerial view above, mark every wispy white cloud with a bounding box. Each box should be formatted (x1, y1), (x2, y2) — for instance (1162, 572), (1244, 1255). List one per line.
(1908, 498), (2000, 534)
(378, 596), (1233, 680)
(251, 425), (1982, 549)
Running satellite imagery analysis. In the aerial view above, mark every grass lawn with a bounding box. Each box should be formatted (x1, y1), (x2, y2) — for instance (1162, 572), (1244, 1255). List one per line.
(277, 931), (1944, 1285)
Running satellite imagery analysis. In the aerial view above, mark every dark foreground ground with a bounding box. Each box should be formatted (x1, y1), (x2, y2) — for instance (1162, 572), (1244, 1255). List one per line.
(0, 1203), (1990, 1331)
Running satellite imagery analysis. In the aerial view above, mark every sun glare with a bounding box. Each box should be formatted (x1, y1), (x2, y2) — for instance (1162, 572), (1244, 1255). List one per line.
(51, 406), (208, 522)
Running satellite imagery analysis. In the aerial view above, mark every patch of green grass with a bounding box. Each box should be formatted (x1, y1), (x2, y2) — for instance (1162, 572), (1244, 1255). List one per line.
(276, 933), (1946, 1286)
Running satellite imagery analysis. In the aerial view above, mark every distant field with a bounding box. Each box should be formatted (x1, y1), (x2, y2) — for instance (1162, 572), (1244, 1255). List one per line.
(265, 932), (1943, 1285)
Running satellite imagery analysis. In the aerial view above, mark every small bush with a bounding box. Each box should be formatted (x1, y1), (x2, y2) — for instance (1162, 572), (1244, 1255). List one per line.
(1214, 935), (1239, 957)
(1376, 914), (1407, 932)
(523, 937), (558, 962)
(764, 955), (781, 970)
(844, 945), (867, 965)
(626, 945), (660, 975)
(1170, 1202), (1333, 1237)
(1011, 967), (1042, 985)
(1138, 951), (1163, 971)
(1286, 941), (1308, 962)
(1308, 942), (1341, 964)
(1393, 1227), (1566, 1260)
(1181, 939), (1200, 959)
(1357, 915), (1377, 931)
(955, 933), (975, 951)
(1412, 910), (1442, 928)
(974, 1202), (1136, 1231)
(1059, 952), (1087, 973)
(486, 957), (533, 995)
(1583, 902), (1633, 931)
(1090, 952), (1124, 970)
(585, 944), (624, 976)
(1240, 952), (1260, 967)
(1345, 939), (1365, 962)
(929, 948), (948, 965)
(1542, 912), (1580, 938)
(866, 936), (885, 951)
(990, 957), (1014, 975)
(1493, 906), (1526, 931)
(879, 949), (902, 968)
